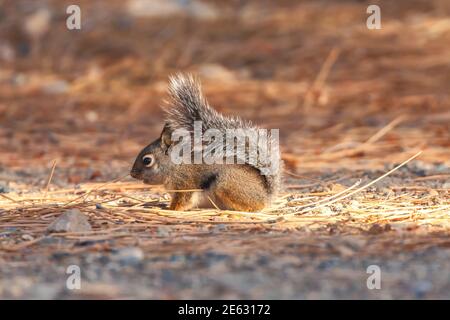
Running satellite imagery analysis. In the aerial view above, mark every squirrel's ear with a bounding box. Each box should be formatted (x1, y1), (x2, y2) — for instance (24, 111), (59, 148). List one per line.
(160, 124), (172, 152)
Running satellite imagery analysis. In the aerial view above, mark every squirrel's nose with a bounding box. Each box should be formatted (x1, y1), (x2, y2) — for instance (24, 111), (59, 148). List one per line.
(130, 169), (141, 179)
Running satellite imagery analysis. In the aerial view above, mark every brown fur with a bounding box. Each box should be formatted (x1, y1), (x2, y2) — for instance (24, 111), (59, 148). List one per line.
(130, 74), (281, 212)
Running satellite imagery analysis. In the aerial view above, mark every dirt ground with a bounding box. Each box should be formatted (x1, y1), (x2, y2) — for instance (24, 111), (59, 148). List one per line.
(0, 0), (449, 299)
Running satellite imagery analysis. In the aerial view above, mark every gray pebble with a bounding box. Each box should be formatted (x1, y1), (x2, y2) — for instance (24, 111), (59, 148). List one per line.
(112, 247), (144, 266)
(47, 209), (92, 233)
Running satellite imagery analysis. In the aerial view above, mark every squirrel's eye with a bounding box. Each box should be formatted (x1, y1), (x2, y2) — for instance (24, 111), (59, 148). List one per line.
(142, 154), (155, 167)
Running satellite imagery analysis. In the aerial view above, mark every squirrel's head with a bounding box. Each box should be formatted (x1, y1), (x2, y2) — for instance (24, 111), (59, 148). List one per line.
(130, 125), (173, 184)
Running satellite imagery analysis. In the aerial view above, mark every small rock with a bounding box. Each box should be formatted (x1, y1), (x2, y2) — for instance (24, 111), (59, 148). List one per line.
(318, 206), (334, 215)
(157, 226), (171, 237)
(128, 0), (182, 17)
(41, 80), (69, 94)
(198, 64), (236, 82)
(112, 247), (144, 266)
(21, 234), (34, 241)
(85, 111), (98, 123)
(212, 224), (227, 233)
(28, 284), (60, 299)
(47, 209), (92, 233)
(413, 280), (432, 298)
(187, 0), (219, 20)
(0, 43), (15, 62)
(0, 182), (11, 193)
(24, 8), (51, 38)
(435, 163), (450, 173)
(128, 0), (218, 20)
(12, 73), (27, 86)
(349, 200), (360, 209)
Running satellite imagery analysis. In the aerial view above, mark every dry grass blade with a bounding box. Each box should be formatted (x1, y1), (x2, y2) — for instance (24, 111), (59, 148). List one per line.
(301, 47), (340, 111)
(44, 159), (57, 198)
(63, 173), (130, 207)
(0, 193), (19, 203)
(207, 196), (220, 210)
(283, 150), (423, 217)
(364, 115), (406, 145)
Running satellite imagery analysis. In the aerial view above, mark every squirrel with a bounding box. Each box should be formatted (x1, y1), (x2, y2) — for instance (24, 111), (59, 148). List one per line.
(130, 74), (281, 212)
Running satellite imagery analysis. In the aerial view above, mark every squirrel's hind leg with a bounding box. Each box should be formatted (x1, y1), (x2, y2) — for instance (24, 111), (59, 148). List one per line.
(212, 187), (267, 212)
(169, 192), (198, 211)
(210, 167), (269, 212)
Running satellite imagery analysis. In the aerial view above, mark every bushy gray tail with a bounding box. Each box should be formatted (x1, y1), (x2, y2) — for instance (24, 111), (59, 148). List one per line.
(164, 74), (251, 132)
(163, 73), (281, 195)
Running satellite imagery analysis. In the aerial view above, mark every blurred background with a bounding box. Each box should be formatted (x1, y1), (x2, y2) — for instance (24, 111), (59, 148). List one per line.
(1, 0), (449, 186)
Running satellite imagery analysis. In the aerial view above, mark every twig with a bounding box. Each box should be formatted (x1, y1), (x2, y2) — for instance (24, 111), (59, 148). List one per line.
(364, 115), (405, 145)
(0, 193), (19, 203)
(414, 174), (450, 181)
(301, 47), (340, 110)
(44, 159), (57, 198)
